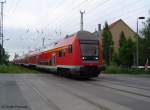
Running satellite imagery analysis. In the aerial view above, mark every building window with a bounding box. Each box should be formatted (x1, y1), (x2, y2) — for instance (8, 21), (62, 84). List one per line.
(59, 50), (62, 57)
(68, 45), (72, 53)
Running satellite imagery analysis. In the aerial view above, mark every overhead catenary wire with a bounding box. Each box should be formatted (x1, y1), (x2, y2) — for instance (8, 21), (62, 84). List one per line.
(46, 0), (108, 29)
(32, 0), (149, 43)
(61, 0), (149, 33)
(87, 0), (146, 24)
(43, 0), (90, 29)
(7, 0), (20, 16)
(54, 0), (142, 33)
(67, 6), (149, 33)
(26, 0), (149, 36)
(62, 0), (141, 27)
(43, 0), (109, 35)
(6, 0), (148, 32)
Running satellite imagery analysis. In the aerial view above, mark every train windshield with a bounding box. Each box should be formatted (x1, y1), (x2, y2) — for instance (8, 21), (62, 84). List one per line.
(80, 40), (99, 59)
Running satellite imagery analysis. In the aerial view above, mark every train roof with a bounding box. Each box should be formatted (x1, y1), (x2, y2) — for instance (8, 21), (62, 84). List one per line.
(54, 31), (98, 48)
(76, 31), (98, 40)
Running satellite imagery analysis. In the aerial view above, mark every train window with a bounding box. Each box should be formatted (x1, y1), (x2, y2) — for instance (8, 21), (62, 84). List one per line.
(68, 45), (72, 53)
(59, 50), (62, 57)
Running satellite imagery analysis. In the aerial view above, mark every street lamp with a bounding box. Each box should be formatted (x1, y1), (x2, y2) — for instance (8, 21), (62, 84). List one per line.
(136, 16), (145, 68)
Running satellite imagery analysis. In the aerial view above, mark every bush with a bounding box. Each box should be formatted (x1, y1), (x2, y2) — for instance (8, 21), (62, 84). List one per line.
(103, 65), (150, 74)
(0, 64), (39, 73)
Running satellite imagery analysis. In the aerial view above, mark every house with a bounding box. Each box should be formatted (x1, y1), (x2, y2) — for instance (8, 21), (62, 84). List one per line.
(98, 19), (137, 52)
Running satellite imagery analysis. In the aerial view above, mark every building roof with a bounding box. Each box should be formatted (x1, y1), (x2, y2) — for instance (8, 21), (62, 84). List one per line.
(109, 19), (136, 34)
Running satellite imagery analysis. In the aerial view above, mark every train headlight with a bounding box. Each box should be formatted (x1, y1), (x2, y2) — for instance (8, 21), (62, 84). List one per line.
(82, 57), (87, 60)
(95, 57), (99, 60)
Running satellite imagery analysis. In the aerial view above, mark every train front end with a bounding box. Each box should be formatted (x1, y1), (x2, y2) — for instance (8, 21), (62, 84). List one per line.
(80, 40), (102, 77)
(72, 31), (104, 78)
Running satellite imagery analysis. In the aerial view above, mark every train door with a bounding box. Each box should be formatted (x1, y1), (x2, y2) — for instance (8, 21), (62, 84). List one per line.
(52, 53), (56, 65)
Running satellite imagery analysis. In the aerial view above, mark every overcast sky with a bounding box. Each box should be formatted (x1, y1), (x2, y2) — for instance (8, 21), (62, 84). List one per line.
(2, 0), (150, 60)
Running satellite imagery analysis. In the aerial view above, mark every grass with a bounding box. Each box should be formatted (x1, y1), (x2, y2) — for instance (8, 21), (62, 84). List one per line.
(0, 64), (40, 73)
(1, 64), (149, 74)
(103, 65), (150, 74)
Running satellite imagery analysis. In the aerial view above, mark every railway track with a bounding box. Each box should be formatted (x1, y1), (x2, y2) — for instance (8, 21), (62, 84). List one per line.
(26, 79), (111, 110)
(96, 78), (150, 91)
(50, 81), (111, 110)
(81, 76), (150, 98)
(1, 74), (150, 110)
(98, 76), (150, 88)
(20, 79), (61, 110)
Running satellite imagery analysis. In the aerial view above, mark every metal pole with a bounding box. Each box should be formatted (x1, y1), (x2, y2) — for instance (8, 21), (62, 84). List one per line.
(0, 1), (6, 57)
(136, 17), (145, 68)
(42, 37), (45, 48)
(1, 2), (3, 49)
(136, 19), (139, 67)
(80, 11), (85, 31)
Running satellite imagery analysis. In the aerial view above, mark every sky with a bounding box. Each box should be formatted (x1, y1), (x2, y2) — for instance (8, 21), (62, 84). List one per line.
(1, 0), (150, 60)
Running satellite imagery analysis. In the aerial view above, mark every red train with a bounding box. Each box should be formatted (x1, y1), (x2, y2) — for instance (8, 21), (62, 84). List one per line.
(13, 31), (104, 78)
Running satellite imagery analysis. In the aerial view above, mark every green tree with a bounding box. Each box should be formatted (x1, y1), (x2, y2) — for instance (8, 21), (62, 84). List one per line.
(113, 31), (127, 65)
(125, 38), (136, 67)
(118, 31), (135, 67)
(138, 37), (145, 65)
(102, 22), (114, 65)
(119, 31), (126, 47)
(0, 44), (9, 65)
(0, 44), (4, 64)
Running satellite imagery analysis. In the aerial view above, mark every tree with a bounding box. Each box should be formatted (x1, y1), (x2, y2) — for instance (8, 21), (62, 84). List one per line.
(119, 31), (126, 47)
(125, 38), (136, 67)
(102, 22), (114, 65)
(0, 44), (4, 64)
(0, 44), (9, 65)
(118, 31), (135, 67)
(141, 17), (150, 65)
(138, 37), (146, 65)
(113, 31), (127, 65)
